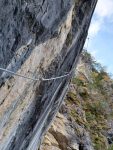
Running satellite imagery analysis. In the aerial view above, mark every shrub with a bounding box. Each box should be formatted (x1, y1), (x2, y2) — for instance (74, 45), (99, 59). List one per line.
(72, 77), (84, 86)
(108, 145), (113, 150)
(86, 100), (108, 117)
(86, 112), (95, 121)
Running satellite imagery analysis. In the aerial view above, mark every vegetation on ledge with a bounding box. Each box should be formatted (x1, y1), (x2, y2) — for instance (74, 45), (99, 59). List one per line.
(66, 50), (113, 150)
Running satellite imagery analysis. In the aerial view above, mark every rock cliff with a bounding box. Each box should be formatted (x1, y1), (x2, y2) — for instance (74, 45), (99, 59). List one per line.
(0, 1), (97, 150)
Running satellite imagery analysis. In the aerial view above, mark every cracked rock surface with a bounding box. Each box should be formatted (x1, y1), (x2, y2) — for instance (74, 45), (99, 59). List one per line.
(0, 0), (97, 150)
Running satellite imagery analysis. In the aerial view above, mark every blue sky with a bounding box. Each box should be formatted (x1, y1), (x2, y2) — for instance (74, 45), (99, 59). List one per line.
(84, 0), (113, 74)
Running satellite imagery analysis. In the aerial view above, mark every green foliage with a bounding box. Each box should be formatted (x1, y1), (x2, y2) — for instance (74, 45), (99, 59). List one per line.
(78, 87), (88, 98)
(94, 142), (106, 150)
(67, 50), (113, 150)
(82, 50), (94, 64)
(86, 100), (108, 117)
(93, 62), (107, 73)
(82, 50), (108, 75)
(91, 70), (107, 93)
(67, 92), (76, 101)
(86, 112), (95, 121)
(111, 84), (113, 89)
(108, 145), (113, 150)
(72, 77), (84, 86)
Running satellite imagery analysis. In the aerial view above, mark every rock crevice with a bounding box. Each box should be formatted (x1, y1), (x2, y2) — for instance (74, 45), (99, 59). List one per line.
(0, 0), (97, 149)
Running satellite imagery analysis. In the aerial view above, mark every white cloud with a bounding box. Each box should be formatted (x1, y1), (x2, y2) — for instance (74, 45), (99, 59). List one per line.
(88, 0), (113, 37)
(107, 65), (113, 74)
(89, 50), (97, 57)
(88, 18), (103, 37)
(95, 0), (113, 18)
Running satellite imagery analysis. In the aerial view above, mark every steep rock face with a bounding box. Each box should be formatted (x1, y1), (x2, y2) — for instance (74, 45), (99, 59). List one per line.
(40, 111), (94, 150)
(0, 1), (97, 150)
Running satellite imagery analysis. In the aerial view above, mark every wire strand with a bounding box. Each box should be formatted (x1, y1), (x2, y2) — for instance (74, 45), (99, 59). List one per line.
(0, 67), (73, 81)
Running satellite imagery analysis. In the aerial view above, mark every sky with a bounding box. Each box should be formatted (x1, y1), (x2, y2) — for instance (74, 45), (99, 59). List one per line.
(84, 0), (113, 74)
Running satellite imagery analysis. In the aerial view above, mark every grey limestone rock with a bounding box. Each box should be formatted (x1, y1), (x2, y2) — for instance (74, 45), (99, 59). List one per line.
(0, 0), (97, 149)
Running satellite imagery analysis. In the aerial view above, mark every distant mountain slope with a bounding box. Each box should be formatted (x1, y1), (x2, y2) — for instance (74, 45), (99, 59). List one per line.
(41, 50), (113, 150)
